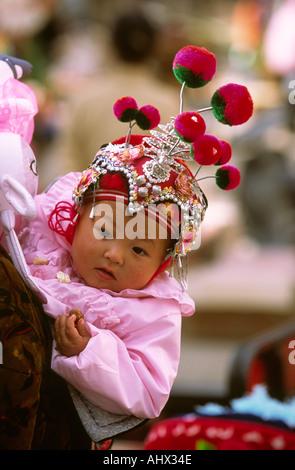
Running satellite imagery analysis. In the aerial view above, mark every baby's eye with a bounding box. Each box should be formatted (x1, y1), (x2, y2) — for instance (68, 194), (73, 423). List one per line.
(100, 228), (112, 239)
(93, 223), (113, 240)
(132, 246), (147, 256)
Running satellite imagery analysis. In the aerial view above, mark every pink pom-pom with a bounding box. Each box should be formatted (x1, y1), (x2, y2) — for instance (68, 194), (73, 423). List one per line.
(191, 134), (222, 165)
(211, 83), (253, 126)
(113, 96), (138, 122)
(215, 139), (232, 165)
(215, 165), (241, 190)
(135, 105), (160, 130)
(174, 111), (206, 143)
(173, 45), (217, 88)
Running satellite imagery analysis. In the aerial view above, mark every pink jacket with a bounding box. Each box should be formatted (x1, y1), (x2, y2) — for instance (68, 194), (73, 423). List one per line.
(18, 173), (195, 419)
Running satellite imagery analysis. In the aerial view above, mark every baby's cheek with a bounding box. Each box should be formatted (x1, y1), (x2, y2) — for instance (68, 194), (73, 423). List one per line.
(129, 265), (155, 289)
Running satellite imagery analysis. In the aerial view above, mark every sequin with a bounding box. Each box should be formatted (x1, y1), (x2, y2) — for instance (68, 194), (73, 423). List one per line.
(152, 185), (161, 195)
(138, 187), (149, 198)
(134, 175), (146, 186)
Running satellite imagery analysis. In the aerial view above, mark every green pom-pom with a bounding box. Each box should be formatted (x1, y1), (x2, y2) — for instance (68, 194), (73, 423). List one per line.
(118, 108), (138, 122)
(173, 66), (208, 89)
(211, 92), (227, 124)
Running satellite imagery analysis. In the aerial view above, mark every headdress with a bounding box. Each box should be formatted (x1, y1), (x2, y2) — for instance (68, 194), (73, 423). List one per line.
(68, 45), (253, 289)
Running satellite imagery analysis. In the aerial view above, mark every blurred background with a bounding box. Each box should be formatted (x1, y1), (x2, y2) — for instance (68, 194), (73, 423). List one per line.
(1, 0), (294, 448)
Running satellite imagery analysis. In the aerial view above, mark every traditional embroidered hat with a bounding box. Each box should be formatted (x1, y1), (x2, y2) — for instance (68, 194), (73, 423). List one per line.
(71, 45), (253, 289)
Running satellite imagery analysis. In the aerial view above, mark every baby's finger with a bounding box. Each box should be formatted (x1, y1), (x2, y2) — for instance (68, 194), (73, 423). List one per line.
(76, 319), (91, 340)
(54, 315), (66, 351)
(54, 315), (62, 339)
(64, 314), (80, 340)
(56, 314), (70, 343)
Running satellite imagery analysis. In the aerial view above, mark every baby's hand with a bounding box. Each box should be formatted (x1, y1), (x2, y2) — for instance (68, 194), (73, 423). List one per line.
(54, 313), (91, 357)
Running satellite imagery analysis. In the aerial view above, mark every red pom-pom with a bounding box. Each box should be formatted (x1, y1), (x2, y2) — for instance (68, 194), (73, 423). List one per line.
(173, 45), (216, 88)
(113, 96), (138, 122)
(215, 165), (241, 190)
(174, 111), (206, 143)
(135, 105), (160, 130)
(215, 139), (232, 165)
(211, 83), (253, 126)
(112, 134), (146, 146)
(191, 134), (222, 165)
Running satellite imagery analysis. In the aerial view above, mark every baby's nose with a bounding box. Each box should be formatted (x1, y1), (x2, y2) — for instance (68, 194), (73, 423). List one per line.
(104, 242), (124, 265)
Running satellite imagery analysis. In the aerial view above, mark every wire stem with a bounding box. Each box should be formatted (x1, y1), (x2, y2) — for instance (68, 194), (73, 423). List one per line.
(194, 165), (203, 179)
(125, 122), (135, 146)
(196, 106), (213, 113)
(180, 82), (186, 113)
(195, 175), (216, 182)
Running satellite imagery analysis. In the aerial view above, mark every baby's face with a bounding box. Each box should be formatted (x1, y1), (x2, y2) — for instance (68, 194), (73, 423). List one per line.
(71, 200), (171, 292)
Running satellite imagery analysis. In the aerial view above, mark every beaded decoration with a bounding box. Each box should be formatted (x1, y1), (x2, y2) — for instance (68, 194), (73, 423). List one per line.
(72, 45), (254, 290)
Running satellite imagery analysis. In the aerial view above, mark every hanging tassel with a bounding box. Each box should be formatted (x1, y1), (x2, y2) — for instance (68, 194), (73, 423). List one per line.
(89, 185), (96, 219)
(177, 255), (183, 269)
(72, 213), (79, 224)
(89, 205), (95, 220)
(184, 255), (188, 290)
(177, 254), (188, 291)
(169, 256), (175, 278)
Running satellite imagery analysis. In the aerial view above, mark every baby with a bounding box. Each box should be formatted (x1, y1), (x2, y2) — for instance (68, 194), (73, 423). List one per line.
(0, 46), (253, 448)
(18, 135), (205, 419)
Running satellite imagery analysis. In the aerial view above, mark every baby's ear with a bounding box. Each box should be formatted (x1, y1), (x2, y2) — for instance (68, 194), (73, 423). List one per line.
(1, 175), (36, 218)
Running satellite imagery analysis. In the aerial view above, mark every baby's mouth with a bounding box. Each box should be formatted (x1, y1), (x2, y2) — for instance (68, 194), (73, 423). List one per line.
(95, 267), (116, 281)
